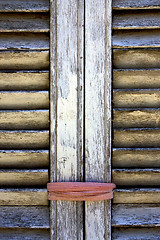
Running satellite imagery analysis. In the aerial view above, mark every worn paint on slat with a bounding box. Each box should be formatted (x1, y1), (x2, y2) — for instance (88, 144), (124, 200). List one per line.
(113, 188), (160, 204)
(113, 10), (160, 30)
(0, 51), (49, 70)
(0, 131), (49, 149)
(0, 189), (48, 205)
(113, 49), (160, 69)
(113, 69), (160, 89)
(0, 13), (49, 32)
(113, 0), (160, 10)
(114, 129), (160, 148)
(112, 204), (160, 227)
(0, 206), (49, 228)
(112, 148), (160, 168)
(112, 169), (160, 186)
(0, 170), (48, 187)
(0, 110), (49, 129)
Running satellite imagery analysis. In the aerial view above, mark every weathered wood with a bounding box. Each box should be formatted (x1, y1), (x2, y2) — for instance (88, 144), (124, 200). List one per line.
(0, 13), (49, 32)
(112, 148), (160, 168)
(113, 109), (160, 128)
(113, 49), (160, 69)
(114, 129), (160, 148)
(113, 10), (160, 29)
(0, 51), (49, 70)
(113, 188), (160, 204)
(0, 110), (49, 129)
(0, 206), (49, 228)
(0, 229), (49, 240)
(0, 131), (49, 149)
(0, 71), (49, 90)
(0, 33), (49, 50)
(113, 90), (160, 108)
(112, 204), (160, 227)
(50, 0), (84, 239)
(0, 150), (49, 168)
(113, 0), (160, 10)
(112, 228), (160, 240)
(0, 188), (48, 205)
(0, 170), (48, 187)
(113, 69), (160, 89)
(112, 169), (160, 186)
(0, 0), (49, 12)
(0, 91), (49, 110)
(113, 30), (160, 48)
(85, 0), (112, 239)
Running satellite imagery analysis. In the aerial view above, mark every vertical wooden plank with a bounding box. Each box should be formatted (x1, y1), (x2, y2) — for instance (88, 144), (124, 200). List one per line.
(85, 0), (112, 239)
(50, 0), (84, 239)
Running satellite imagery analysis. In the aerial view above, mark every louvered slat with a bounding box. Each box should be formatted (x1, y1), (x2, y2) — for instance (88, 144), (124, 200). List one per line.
(113, 0), (160, 10)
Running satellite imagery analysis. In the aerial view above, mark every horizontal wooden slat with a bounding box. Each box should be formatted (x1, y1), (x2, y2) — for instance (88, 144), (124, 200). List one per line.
(112, 148), (160, 168)
(113, 0), (160, 10)
(112, 204), (160, 227)
(0, 33), (49, 50)
(0, 150), (49, 168)
(113, 109), (160, 128)
(0, 51), (49, 70)
(0, 131), (49, 149)
(0, 92), (49, 110)
(113, 30), (160, 48)
(113, 188), (160, 204)
(113, 10), (160, 30)
(0, 170), (48, 187)
(112, 228), (160, 240)
(114, 129), (160, 148)
(0, 110), (49, 129)
(113, 90), (160, 108)
(113, 49), (160, 69)
(0, 13), (49, 32)
(0, 189), (48, 205)
(0, 0), (49, 12)
(0, 206), (49, 228)
(113, 69), (160, 89)
(112, 169), (160, 186)
(0, 71), (49, 90)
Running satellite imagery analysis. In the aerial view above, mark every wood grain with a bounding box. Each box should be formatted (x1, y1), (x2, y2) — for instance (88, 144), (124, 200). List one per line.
(113, 90), (160, 108)
(113, 0), (160, 10)
(0, 188), (48, 205)
(0, 206), (49, 228)
(0, 131), (49, 149)
(113, 49), (160, 69)
(0, 33), (49, 50)
(113, 188), (160, 203)
(0, 229), (49, 240)
(0, 170), (48, 187)
(113, 109), (160, 128)
(0, 51), (49, 70)
(112, 148), (160, 168)
(0, 150), (49, 168)
(0, 92), (49, 110)
(112, 204), (160, 227)
(112, 228), (160, 240)
(0, 71), (49, 90)
(113, 30), (160, 48)
(85, 0), (112, 239)
(0, 0), (49, 12)
(113, 69), (160, 89)
(0, 110), (49, 129)
(113, 10), (160, 29)
(50, 0), (84, 239)
(0, 13), (49, 32)
(114, 129), (160, 148)
(112, 169), (160, 186)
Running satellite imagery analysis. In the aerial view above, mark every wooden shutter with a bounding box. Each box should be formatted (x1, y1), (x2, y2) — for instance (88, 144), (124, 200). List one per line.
(112, 1), (160, 239)
(0, 1), (50, 239)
